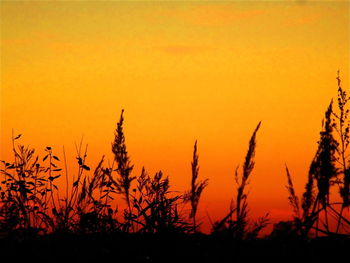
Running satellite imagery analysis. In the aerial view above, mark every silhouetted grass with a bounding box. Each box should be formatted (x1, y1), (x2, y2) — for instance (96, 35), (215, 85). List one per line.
(1, 73), (350, 261)
(285, 165), (300, 220)
(184, 140), (208, 233)
(333, 71), (350, 232)
(283, 72), (350, 238)
(111, 109), (135, 232)
(211, 121), (269, 240)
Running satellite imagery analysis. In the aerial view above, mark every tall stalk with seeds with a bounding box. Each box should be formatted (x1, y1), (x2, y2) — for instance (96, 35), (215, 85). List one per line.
(235, 121), (261, 239)
(185, 140), (208, 233)
(111, 109), (135, 231)
(332, 71), (350, 233)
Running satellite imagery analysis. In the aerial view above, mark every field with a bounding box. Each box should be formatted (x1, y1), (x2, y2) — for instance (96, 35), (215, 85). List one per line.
(1, 2), (349, 262)
(1, 75), (350, 262)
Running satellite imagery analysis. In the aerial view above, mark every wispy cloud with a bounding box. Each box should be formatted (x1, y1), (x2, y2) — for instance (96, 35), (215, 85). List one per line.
(154, 45), (214, 55)
(2, 31), (58, 46)
(157, 3), (324, 28)
(283, 13), (321, 26)
(160, 5), (268, 26)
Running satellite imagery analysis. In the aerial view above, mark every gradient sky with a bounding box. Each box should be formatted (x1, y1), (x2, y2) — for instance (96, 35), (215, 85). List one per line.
(1, 1), (349, 232)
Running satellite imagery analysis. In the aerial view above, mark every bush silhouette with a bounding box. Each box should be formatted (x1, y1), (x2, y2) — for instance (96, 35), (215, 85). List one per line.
(1, 72), (350, 246)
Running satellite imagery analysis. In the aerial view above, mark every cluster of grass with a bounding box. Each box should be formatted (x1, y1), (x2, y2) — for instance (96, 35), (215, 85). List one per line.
(280, 72), (350, 239)
(1, 73), (349, 243)
(0, 112), (267, 239)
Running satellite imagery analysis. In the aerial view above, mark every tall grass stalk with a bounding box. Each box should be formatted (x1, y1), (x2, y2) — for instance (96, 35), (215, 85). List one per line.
(111, 109), (135, 232)
(235, 121), (261, 239)
(185, 140), (208, 233)
(285, 165), (300, 219)
(332, 71), (350, 233)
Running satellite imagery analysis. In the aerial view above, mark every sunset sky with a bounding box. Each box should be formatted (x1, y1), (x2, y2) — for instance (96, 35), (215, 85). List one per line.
(1, 1), (349, 232)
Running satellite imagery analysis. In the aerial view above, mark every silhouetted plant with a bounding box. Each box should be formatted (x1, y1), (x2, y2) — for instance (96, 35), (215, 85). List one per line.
(235, 121), (262, 239)
(184, 140), (208, 233)
(111, 109), (135, 231)
(76, 157), (120, 233)
(285, 95), (350, 237)
(309, 101), (338, 235)
(246, 213), (269, 240)
(212, 122), (268, 239)
(331, 71), (350, 233)
(269, 220), (300, 240)
(284, 165), (314, 237)
(131, 168), (189, 234)
(285, 165), (300, 220)
(301, 164), (315, 223)
(0, 135), (61, 234)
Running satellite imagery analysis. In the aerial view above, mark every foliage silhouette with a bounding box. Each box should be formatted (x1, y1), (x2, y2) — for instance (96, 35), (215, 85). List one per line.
(2, 73), (350, 254)
(111, 109), (135, 231)
(130, 168), (190, 233)
(184, 140), (208, 233)
(212, 121), (269, 240)
(333, 71), (350, 232)
(284, 73), (350, 238)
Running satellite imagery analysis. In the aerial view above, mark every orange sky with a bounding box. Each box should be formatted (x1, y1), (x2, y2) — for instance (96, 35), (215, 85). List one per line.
(1, 1), (349, 233)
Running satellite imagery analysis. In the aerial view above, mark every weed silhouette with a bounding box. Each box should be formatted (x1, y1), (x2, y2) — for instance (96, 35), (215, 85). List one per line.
(284, 73), (350, 238)
(111, 109), (135, 232)
(212, 122), (269, 240)
(184, 140), (208, 233)
(1, 74), (350, 261)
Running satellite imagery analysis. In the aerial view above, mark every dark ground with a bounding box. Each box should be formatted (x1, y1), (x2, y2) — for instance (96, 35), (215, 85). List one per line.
(0, 232), (348, 263)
